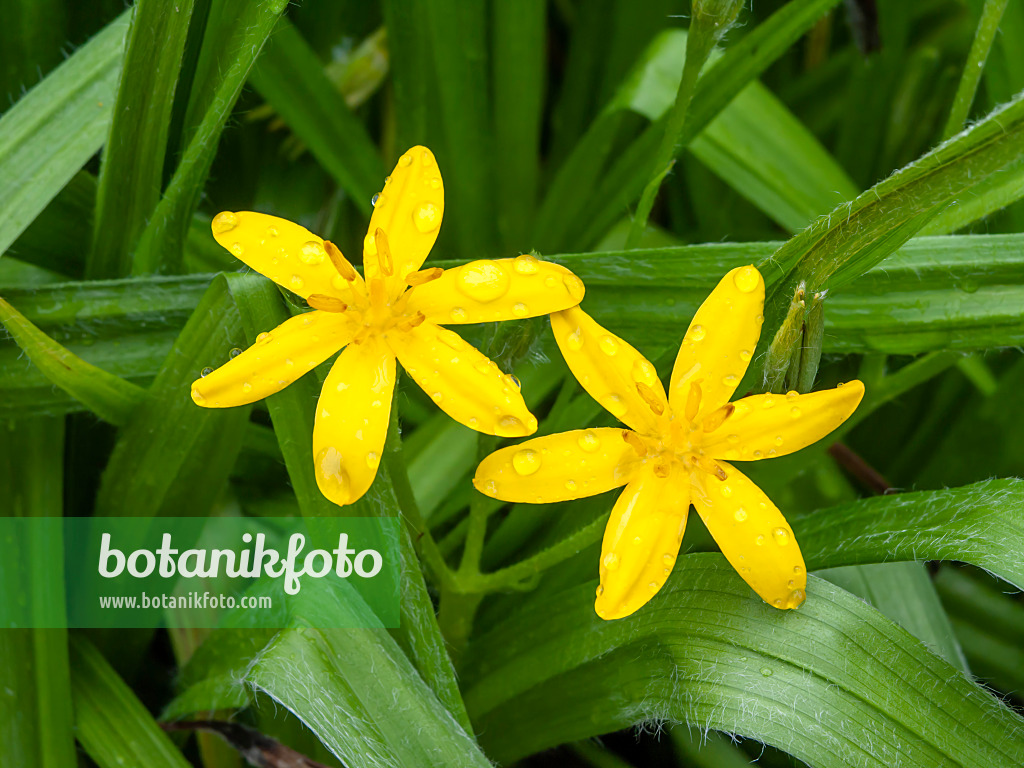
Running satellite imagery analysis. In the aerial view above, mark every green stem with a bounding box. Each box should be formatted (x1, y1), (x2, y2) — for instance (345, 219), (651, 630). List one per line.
(625, 23), (717, 248)
(942, 0), (1010, 140)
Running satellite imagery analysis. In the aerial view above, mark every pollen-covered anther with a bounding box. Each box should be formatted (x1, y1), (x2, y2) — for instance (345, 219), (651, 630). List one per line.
(374, 227), (394, 276)
(324, 240), (358, 281)
(685, 382), (702, 422)
(622, 430), (647, 457)
(405, 267), (444, 287)
(635, 382), (665, 415)
(694, 454), (728, 481)
(307, 294), (348, 313)
(702, 402), (735, 433)
(396, 311), (427, 332)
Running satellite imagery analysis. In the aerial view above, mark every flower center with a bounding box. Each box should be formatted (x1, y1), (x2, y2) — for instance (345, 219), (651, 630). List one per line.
(307, 228), (443, 344)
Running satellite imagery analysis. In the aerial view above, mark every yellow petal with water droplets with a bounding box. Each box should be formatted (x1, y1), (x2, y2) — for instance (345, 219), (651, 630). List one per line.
(595, 465), (690, 621)
(387, 321), (536, 437)
(690, 463), (805, 610)
(190, 311), (353, 408)
(472, 428), (641, 503)
(312, 338), (395, 506)
(704, 381), (864, 462)
(210, 211), (363, 300)
(406, 256), (585, 325)
(551, 306), (667, 435)
(669, 265), (764, 421)
(365, 146), (444, 294)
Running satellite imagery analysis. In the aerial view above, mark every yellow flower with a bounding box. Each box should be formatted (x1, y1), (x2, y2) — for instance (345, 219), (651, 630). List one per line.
(191, 146), (585, 507)
(474, 266), (863, 620)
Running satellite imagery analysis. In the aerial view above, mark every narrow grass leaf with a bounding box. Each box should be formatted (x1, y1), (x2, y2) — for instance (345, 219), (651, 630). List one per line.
(0, 11), (128, 260)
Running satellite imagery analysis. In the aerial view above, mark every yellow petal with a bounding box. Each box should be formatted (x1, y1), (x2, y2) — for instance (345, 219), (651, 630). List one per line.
(551, 306), (668, 435)
(190, 311), (353, 408)
(703, 381), (865, 461)
(365, 146), (444, 293)
(690, 463), (805, 609)
(595, 465), (690, 621)
(668, 265), (764, 420)
(472, 428), (642, 503)
(210, 211), (363, 300)
(387, 322), (537, 437)
(405, 256), (585, 325)
(312, 338), (395, 506)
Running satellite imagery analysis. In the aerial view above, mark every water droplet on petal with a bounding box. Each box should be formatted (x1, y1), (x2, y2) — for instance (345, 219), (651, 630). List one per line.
(662, 553), (675, 566)
(300, 241), (326, 265)
(563, 274), (584, 300)
(449, 307), (468, 322)
(740, 349), (752, 362)
(512, 448), (541, 476)
(775, 436), (783, 446)
(413, 202), (441, 233)
(229, 242), (244, 257)
(200, 367), (213, 377)
(399, 154), (413, 167)
(483, 480), (497, 496)
(648, 582), (658, 591)
(793, 565), (803, 574)
(734, 266), (760, 293)
(565, 479), (577, 491)
(457, 261), (511, 302)
(431, 391), (443, 404)
(727, 434), (739, 444)
(496, 415), (527, 437)
(212, 212), (238, 234)
(772, 527), (790, 546)
(316, 447), (351, 503)
(191, 388), (205, 404)
(596, 584), (604, 597)
(565, 328), (584, 351)
(544, 276), (557, 288)
(256, 332), (271, 344)
(756, 534), (765, 546)
(787, 589), (805, 608)
(602, 553), (619, 570)
(366, 452), (380, 469)
(242, 382), (252, 394)
(599, 336), (618, 356)
(290, 275), (305, 291)
(689, 325), (706, 341)
(229, 347), (242, 359)
(734, 507), (747, 522)
(721, 485), (732, 497)
(421, 150), (434, 166)
(508, 374), (521, 391)
(601, 394), (627, 417)
(512, 302), (528, 317)
(791, 406), (801, 418)
(577, 430), (600, 452)
(722, 374), (738, 386)
(513, 254), (540, 274)
(371, 193), (380, 206)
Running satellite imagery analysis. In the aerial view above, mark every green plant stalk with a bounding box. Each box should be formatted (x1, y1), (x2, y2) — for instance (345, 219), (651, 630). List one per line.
(625, 24), (715, 249)
(942, 0), (1010, 140)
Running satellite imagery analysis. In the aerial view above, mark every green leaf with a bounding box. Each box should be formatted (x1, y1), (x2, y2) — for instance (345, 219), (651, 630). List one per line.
(0, 294), (145, 425)
(88, 0), (197, 278)
(248, 17), (384, 218)
(461, 556), (1024, 767)
(94, 274), (253, 517)
(132, 0), (289, 274)
(247, 627), (491, 768)
(0, 11), (128, 260)
(71, 635), (193, 768)
(0, 418), (76, 768)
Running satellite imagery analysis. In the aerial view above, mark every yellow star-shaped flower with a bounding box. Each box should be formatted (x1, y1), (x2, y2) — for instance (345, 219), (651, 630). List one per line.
(474, 266), (863, 619)
(191, 146), (585, 507)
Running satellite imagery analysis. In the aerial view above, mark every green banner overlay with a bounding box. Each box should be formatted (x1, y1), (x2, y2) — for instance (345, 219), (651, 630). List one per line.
(0, 517), (400, 629)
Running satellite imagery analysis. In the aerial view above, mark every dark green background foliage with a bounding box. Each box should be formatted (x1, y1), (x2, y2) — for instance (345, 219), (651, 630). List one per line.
(1, 0), (1024, 766)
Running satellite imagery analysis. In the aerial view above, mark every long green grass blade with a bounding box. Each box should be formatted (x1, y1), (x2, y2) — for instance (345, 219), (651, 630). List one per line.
(0, 418), (76, 768)
(0, 11), (128, 260)
(71, 635), (193, 768)
(462, 556), (1024, 767)
(88, 0), (197, 278)
(132, 0), (288, 274)
(248, 18), (384, 217)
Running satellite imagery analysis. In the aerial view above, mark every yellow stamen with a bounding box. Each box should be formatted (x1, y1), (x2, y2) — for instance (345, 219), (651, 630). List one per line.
(702, 403), (735, 433)
(685, 382), (702, 422)
(621, 430), (648, 457)
(307, 294), (348, 313)
(324, 240), (358, 282)
(635, 382), (665, 415)
(375, 227), (394, 277)
(405, 267), (444, 286)
(396, 311), (426, 332)
(694, 455), (727, 481)
(369, 277), (387, 310)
